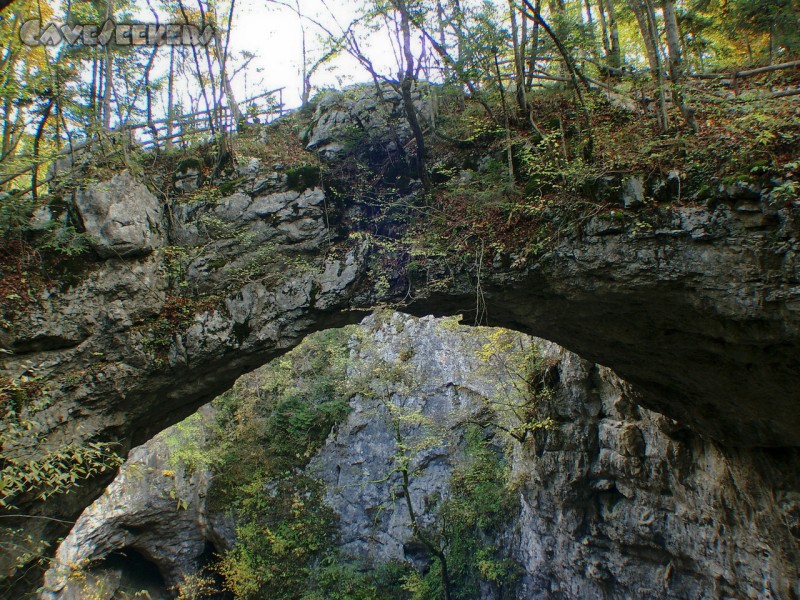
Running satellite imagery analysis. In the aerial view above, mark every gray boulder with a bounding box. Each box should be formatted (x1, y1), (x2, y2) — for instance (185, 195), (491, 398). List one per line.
(622, 175), (646, 208)
(305, 84), (432, 159)
(39, 407), (225, 599)
(74, 169), (163, 258)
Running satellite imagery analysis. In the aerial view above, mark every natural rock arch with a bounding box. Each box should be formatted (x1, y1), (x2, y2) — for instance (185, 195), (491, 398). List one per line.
(7, 173), (795, 452)
(38, 313), (800, 599)
(2, 93), (800, 591)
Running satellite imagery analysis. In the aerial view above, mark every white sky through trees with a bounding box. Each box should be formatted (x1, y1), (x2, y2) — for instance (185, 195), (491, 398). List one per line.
(142, 0), (419, 111)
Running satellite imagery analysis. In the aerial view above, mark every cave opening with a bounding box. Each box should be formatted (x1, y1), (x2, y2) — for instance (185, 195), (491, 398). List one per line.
(92, 547), (169, 599)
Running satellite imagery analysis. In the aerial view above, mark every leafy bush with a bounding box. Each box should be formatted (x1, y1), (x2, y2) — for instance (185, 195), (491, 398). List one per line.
(0, 376), (122, 509)
(0, 194), (90, 257)
(302, 559), (410, 600)
(206, 327), (356, 598)
(412, 428), (521, 600)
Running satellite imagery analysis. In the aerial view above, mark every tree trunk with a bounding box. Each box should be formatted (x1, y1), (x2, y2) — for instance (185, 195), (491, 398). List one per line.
(435, 0), (451, 81)
(522, 0), (591, 92)
(522, 0), (594, 158)
(662, 0), (682, 82)
(494, 50), (515, 185)
(166, 47), (175, 150)
(102, 50), (113, 130)
(2, 97), (12, 157)
(628, 0), (668, 130)
(509, 0), (528, 114)
(584, 0), (596, 43)
(195, 0), (223, 129)
(215, 0), (241, 127)
(452, 0), (465, 65)
(413, 21), (496, 122)
(1, 45), (18, 157)
(178, 0), (216, 134)
(89, 54), (98, 128)
(297, 0), (311, 106)
(213, 41), (241, 128)
(31, 99), (54, 202)
(628, 0), (657, 73)
(520, 6), (529, 82)
(769, 20), (775, 65)
(525, 0), (541, 90)
(145, 58), (158, 148)
(102, 0), (114, 131)
(395, 0), (431, 189)
(662, 0), (696, 131)
(392, 418), (451, 600)
(605, 0), (621, 69)
(596, 0), (613, 66)
(583, 0), (602, 63)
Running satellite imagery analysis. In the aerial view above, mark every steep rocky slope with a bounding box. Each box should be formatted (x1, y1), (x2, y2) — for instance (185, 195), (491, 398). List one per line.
(41, 314), (800, 599)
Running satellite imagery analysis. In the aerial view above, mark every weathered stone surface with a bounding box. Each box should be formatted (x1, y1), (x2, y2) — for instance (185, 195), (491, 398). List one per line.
(309, 313), (508, 565)
(512, 353), (800, 599)
(173, 168), (200, 195)
(314, 314), (800, 599)
(74, 169), (164, 258)
(4, 88), (800, 593)
(304, 84), (432, 159)
(621, 175), (646, 208)
(44, 314), (799, 599)
(40, 407), (222, 599)
(484, 199), (800, 447)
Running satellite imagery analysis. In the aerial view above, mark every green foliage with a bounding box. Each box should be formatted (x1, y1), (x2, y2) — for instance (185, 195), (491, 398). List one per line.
(286, 164), (322, 191)
(218, 476), (337, 599)
(157, 318), (549, 599)
(176, 157), (204, 174)
(197, 214), (244, 241)
(729, 0), (800, 57)
(302, 559), (410, 600)
(474, 329), (557, 442)
(171, 571), (220, 600)
(142, 294), (217, 361)
(0, 194), (91, 257)
(0, 526), (53, 573)
(0, 376), (122, 509)
(769, 175), (799, 206)
(350, 320), (525, 600)
(206, 327), (357, 598)
(412, 428), (521, 600)
(164, 412), (216, 475)
(182, 185), (224, 205)
(0, 196), (37, 237)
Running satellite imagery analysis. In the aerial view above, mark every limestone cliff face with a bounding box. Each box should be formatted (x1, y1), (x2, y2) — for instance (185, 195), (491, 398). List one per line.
(40, 407), (229, 599)
(313, 314), (800, 598)
(2, 85), (800, 591)
(42, 314), (800, 599)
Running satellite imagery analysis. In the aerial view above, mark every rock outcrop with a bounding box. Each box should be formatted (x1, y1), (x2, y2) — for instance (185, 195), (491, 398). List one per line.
(42, 314), (800, 598)
(304, 84), (433, 159)
(40, 407), (228, 599)
(316, 314), (800, 599)
(73, 169), (164, 258)
(3, 84), (800, 593)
